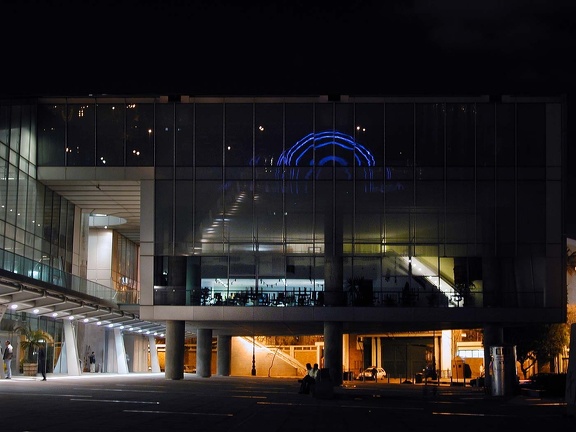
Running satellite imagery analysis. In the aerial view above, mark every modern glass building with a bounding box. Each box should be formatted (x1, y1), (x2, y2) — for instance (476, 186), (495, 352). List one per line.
(0, 94), (567, 387)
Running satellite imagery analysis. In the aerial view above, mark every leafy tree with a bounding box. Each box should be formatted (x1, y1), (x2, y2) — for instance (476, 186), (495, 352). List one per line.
(14, 324), (53, 363)
(505, 323), (569, 377)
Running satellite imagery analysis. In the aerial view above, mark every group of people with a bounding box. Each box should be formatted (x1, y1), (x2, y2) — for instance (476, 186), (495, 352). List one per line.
(299, 362), (319, 394)
(2, 340), (47, 381)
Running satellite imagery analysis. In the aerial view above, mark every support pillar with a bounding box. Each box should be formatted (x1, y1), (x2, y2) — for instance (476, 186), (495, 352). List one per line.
(483, 324), (503, 395)
(55, 319), (81, 376)
(114, 328), (129, 374)
(217, 335), (231, 376)
(197, 328), (213, 378)
(148, 336), (161, 373)
(165, 320), (185, 380)
(324, 321), (343, 385)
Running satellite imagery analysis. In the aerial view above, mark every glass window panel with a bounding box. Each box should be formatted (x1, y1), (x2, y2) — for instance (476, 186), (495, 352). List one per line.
(37, 104), (66, 166)
(355, 103), (384, 167)
(385, 177), (413, 207)
(19, 104), (33, 162)
(416, 103), (444, 166)
(476, 103), (495, 167)
(0, 159), (8, 222)
(385, 103), (413, 166)
(414, 213), (439, 243)
(446, 180), (474, 210)
(255, 180), (284, 243)
(225, 184), (253, 243)
(0, 104), (9, 147)
(229, 254), (255, 278)
(495, 103), (515, 166)
(255, 103), (284, 169)
(416, 180), (444, 207)
(195, 103), (223, 167)
(25, 177), (38, 234)
(5, 163), (18, 226)
(446, 103), (475, 166)
(285, 181), (313, 243)
(126, 103), (154, 166)
(314, 103), (334, 132)
(50, 194), (61, 249)
(334, 103), (354, 136)
(155, 103), (175, 167)
(225, 103), (252, 167)
(67, 103), (95, 166)
(154, 180), (173, 255)
(9, 104), (21, 154)
(517, 103), (545, 167)
(496, 181), (515, 245)
(284, 103), (313, 166)
(175, 104), (194, 167)
(174, 180), (194, 255)
(96, 103), (125, 166)
(383, 213), (410, 243)
(195, 180), (224, 246)
(517, 180), (545, 243)
(15, 170), (27, 230)
(445, 213), (472, 243)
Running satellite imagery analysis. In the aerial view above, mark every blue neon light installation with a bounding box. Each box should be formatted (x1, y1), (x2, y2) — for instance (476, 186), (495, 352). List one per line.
(277, 131), (375, 168)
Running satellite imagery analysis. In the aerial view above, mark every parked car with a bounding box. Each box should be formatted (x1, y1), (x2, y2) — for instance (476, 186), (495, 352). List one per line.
(358, 366), (387, 380)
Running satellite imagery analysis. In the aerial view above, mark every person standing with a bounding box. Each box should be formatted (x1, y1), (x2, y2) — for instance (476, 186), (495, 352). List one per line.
(38, 345), (47, 381)
(89, 352), (96, 373)
(3, 340), (13, 379)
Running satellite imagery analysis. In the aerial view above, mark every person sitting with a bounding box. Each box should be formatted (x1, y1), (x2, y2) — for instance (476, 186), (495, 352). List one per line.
(309, 363), (319, 395)
(299, 363), (314, 394)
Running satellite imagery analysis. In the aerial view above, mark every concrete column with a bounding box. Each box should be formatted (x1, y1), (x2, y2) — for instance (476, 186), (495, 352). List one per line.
(55, 319), (81, 375)
(148, 336), (161, 373)
(324, 321), (343, 385)
(217, 335), (231, 376)
(114, 328), (129, 374)
(197, 329), (213, 378)
(165, 320), (185, 380)
(64, 319), (81, 375)
(483, 324), (503, 395)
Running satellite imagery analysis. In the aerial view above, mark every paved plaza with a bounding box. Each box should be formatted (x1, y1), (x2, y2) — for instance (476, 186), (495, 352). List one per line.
(0, 373), (572, 432)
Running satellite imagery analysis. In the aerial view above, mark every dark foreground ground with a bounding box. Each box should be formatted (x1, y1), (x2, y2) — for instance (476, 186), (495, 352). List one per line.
(0, 373), (572, 432)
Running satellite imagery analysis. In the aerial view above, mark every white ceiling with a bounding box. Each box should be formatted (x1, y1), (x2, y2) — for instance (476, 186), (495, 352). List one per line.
(41, 179), (142, 244)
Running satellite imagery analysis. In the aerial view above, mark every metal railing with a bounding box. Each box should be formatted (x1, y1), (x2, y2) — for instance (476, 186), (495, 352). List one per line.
(0, 249), (138, 304)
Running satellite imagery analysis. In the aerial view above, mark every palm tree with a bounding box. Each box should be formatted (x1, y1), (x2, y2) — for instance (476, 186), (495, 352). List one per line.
(13, 324), (53, 363)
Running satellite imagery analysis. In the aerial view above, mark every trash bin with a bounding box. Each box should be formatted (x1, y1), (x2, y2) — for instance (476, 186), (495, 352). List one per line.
(342, 371), (355, 381)
(415, 373), (423, 384)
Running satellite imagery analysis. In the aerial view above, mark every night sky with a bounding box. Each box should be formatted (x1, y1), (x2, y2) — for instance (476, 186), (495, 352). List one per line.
(2, 0), (574, 98)
(2, 1), (576, 229)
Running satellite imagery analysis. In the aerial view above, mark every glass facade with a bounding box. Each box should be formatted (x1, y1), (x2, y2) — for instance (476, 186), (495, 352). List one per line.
(29, 96), (565, 316)
(0, 101), (75, 276)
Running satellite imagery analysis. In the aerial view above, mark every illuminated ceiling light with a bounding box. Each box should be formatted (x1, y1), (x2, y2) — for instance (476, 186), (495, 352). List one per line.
(128, 327), (133, 331)
(108, 323), (114, 328)
(96, 321), (102, 326)
(83, 318), (89, 323)
(33, 309), (39, 314)
(119, 325), (124, 329)
(10, 304), (18, 310)
(68, 316), (74, 320)
(52, 312), (58, 317)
